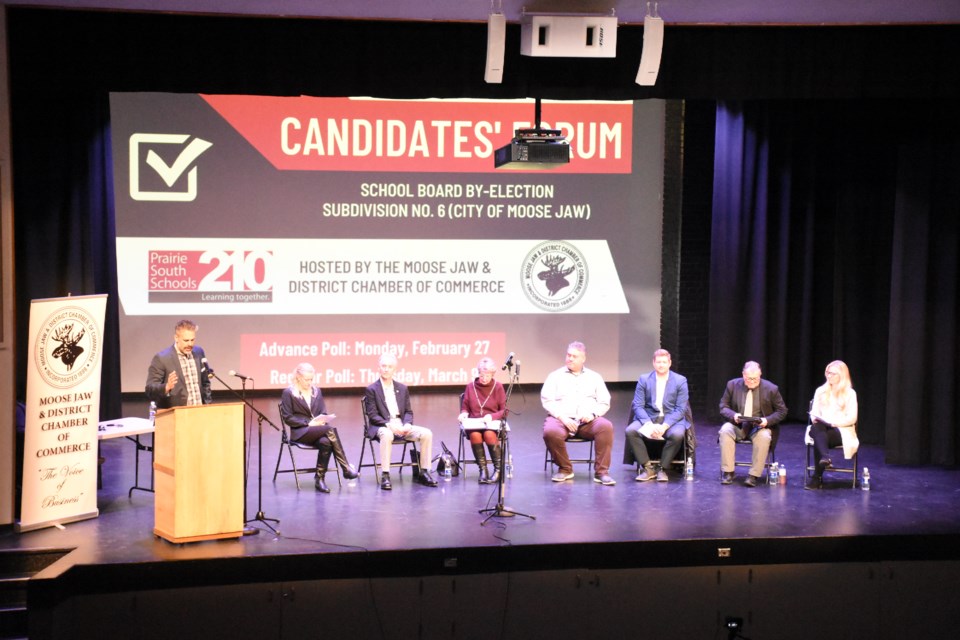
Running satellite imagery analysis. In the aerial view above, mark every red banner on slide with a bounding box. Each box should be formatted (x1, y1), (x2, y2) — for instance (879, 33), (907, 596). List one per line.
(201, 95), (632, 174)
(241, 332), (507, 389)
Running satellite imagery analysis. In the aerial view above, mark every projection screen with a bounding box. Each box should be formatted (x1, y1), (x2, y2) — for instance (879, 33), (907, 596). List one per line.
(110, 94), (665, 392)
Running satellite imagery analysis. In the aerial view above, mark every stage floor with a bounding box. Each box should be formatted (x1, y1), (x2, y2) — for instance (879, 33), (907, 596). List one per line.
(5, 388), (960, 579)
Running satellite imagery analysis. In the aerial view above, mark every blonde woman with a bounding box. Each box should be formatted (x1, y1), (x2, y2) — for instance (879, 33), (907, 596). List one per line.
(806, 360), (859, 490)
(280, 362), (358, 492)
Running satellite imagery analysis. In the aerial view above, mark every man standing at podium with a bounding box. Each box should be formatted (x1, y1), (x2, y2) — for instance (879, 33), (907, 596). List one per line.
(145, 319), (213, 408)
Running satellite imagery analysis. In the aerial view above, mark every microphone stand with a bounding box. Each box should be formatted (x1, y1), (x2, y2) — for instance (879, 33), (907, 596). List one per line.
(209, 371), (280, 536)
(480, 362), (535, 525)
(239, 375), (255, 537)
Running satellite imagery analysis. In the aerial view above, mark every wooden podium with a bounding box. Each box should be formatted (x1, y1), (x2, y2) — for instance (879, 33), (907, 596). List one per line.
(153, 402), (244, 543)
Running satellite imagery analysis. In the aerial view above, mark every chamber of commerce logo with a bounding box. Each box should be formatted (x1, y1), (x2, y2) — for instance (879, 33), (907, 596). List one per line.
(521, 240), (589, 312)
(34, 306), (102, 389)
(129, 133), (213, 202)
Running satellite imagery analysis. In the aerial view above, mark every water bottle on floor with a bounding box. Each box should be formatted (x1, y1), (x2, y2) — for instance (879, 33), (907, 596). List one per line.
(769, 462), (779, 485)
(685, 458), (694, 481)
(862, 467), (871, 491)
(440, 451), (453, 481)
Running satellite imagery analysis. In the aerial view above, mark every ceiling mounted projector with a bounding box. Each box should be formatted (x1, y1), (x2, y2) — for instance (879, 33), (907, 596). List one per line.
(494, 130), (571, 170)
(494, 99), (570, 170)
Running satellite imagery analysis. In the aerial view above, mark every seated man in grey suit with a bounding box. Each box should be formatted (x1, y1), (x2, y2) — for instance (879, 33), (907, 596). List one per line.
(145, 319), (212, 409)
(718, 361), (788, 487)
(625, 349), (690, 482)
(363, 353), (437, 490)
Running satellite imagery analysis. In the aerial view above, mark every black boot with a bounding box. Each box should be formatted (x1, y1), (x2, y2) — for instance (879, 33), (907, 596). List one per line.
(471, 443), (490, 484)
(328, 430), (359, 479)
(315, 445), (332, 493)
(487, 443), (502, 484)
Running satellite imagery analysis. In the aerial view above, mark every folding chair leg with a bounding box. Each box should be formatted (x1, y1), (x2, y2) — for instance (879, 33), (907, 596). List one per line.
(370, 438), (380, 480)
(273, 444), (285, 484)
(288, 446), (302, 491)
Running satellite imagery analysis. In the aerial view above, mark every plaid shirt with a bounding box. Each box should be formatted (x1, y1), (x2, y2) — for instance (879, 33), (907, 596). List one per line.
(177, 350), (203, 406)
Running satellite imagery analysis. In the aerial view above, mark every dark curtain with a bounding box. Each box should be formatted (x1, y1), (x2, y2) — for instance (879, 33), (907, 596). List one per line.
(886, 141), (960, 465)
(709, 100), (960, 465)
(11, 90), (122, 420)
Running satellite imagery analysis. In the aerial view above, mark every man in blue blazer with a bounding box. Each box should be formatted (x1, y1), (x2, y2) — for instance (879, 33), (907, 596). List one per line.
(145, 319), (212, 409)
(363, 353), (437, 490)
(625, 349), (690, 482)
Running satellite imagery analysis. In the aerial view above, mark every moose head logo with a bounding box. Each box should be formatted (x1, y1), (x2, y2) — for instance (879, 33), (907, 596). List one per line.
(50, 323), (86, 371)
(537, 254), (576, 296)
(521, 241), (589, 312)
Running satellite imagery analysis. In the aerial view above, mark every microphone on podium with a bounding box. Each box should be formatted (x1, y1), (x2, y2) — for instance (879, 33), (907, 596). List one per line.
(229, 370), (254, 381)
(200, 357), (215, 379)
(501, 352), (515, 370)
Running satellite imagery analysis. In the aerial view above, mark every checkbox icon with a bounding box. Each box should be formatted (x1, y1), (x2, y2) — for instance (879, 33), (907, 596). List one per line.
(129, 133), (213, 202)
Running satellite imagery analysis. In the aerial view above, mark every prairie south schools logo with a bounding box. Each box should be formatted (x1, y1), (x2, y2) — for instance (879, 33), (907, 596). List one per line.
(129, 133), (213, 202)
(521, 240), (589, 312)
(34, 306), (102, 389)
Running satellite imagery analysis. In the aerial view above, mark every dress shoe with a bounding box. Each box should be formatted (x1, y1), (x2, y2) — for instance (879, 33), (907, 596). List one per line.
(341, 464), (359, 480)
(743, 474), (760, 488)
(721, 471), (735, 485)
(656, 467), (669, 482)
(817, 457), (832, 474)
(418, 470), (439, 487)
(380, 472), (392, 491)
(804, 476), (823, 491)
(551, 471), (575, 482)
(593, 473), (616, 486)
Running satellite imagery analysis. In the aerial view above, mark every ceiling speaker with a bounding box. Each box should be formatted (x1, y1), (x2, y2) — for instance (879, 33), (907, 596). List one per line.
(635, 15), (664, 86)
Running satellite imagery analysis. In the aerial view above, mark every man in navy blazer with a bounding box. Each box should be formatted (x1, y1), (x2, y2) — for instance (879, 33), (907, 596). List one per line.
(625, 349), (690, 482)
(144, 319), (212, 409)
(363, 353), (437, 490)
(718, 361), (788, 487)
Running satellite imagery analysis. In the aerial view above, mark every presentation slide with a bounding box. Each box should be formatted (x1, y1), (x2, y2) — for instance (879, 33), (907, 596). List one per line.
(110, 94), (665, 392)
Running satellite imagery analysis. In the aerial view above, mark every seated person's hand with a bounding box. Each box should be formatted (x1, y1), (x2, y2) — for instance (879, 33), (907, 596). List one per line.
(309, 413), (335, 427)
(560, 416), (579, 433)
(639, 421), (664, 439)
(733, 413), (742, 424)
(458, 412), (468, 423)
(577, 412), (597, 425)
(810, 414), (833, 428)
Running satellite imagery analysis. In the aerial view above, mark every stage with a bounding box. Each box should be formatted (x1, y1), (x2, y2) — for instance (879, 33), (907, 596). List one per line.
(5, 387), (960, 639)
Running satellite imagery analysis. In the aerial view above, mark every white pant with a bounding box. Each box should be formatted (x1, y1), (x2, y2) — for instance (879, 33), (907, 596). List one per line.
(377, 425), (433, 472)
